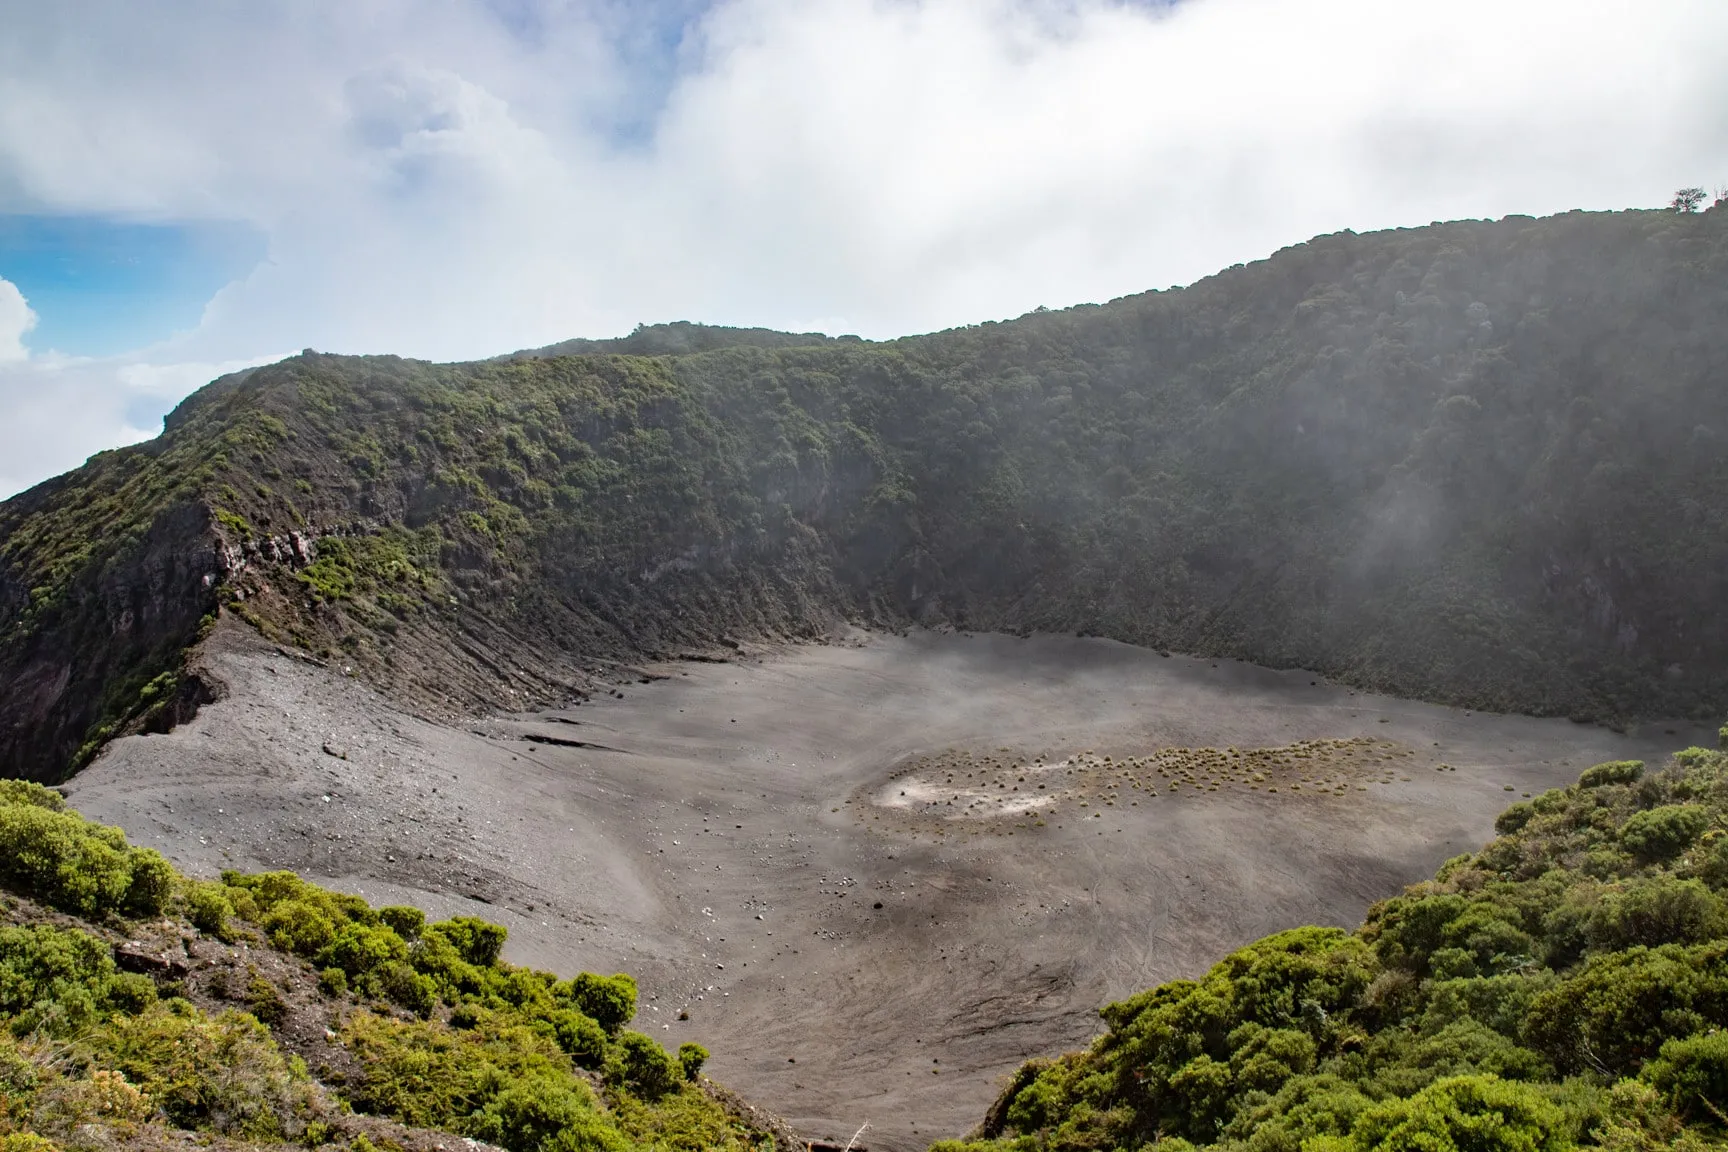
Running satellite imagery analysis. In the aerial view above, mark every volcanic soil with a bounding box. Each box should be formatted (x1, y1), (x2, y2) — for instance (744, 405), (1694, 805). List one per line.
(67, 621), (1701, 1150)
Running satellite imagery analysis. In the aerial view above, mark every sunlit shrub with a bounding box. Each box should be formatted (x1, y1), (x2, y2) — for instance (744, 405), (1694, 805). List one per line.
(377, 960), (438, 1017)
(1645, 1031), (1728, 1124)
(318, 922), (408, 977)
(185, 881), (234, 938)
(428, 916), (507, 968)
(609, 1031), (679, 1101)
(563, 973), (637, 1033)
(261, 900), (337, 956)
(93, 1003), (309, 1138)
(1621, 804), (1711, 862)
(677, 1041), (708, 1082)
(468, 1074), (602, 1152)
(1581, 761), (1646, 789)
(379, 905), (426, 940)
(547, 1009), (606, 1069)
(0, 924), (152, 1037)
(0, 782), (63, 811)
(1323, 1074), (1568, 1151)
(317, 967), (348, 997)
(0, 796), (171, 918)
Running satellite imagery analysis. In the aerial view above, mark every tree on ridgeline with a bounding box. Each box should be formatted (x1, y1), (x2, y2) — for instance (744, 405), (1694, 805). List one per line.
(1672, 186), (1707, 212)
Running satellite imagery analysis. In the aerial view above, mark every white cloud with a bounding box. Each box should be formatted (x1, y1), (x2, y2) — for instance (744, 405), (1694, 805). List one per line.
(0, 0), (1725, 494)
(0, 277), (36, 362)
(0, 350), (282, 498)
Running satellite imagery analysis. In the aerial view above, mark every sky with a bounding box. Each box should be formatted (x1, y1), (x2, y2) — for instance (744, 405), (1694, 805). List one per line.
(0, 0), (1725, 498)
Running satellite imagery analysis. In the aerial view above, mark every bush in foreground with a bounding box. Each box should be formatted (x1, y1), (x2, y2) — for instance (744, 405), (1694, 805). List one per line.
(0, 783), (768, 1152)
(944, 743), (1728, 1151)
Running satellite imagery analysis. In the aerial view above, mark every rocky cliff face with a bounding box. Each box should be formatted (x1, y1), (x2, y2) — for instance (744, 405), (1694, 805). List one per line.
(3, 207), (1727, 781)
(0, 499), (222, 780)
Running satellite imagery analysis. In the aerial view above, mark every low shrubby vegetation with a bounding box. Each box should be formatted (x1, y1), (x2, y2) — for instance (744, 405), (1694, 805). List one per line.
(938, 733), (1728, 1151)
(0, 780), (173, 918)
(0, 781), (776, 1152)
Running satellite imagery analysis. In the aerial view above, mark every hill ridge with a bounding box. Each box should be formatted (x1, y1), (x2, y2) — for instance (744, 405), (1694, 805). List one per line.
(4, 206), (1728, 781)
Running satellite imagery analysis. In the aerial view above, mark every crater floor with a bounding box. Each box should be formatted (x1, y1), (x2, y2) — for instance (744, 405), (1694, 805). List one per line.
(67, 624), (1702, 1150)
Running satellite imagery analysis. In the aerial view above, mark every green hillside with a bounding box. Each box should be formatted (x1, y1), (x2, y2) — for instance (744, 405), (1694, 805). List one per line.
(4, 207), (1728, 780)
(0, 779), (790, 1152)
(934, 737), (1728, 1152)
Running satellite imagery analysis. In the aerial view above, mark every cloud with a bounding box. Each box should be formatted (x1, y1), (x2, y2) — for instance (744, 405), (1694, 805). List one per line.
(0, 0), (1725, 494)
(0, 277), (36, 362)
(0, 349), (282, 499)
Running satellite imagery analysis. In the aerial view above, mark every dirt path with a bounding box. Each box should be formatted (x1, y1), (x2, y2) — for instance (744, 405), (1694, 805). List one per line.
(68, 623), (1703, 1150)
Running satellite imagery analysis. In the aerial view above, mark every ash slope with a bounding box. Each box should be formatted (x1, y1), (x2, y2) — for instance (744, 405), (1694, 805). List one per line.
(67, 622), (1695, 1150)
(6, 208), (1728, 782)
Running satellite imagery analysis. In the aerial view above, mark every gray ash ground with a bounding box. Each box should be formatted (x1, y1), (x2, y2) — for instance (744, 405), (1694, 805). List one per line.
(69, 620), (1702, 1151)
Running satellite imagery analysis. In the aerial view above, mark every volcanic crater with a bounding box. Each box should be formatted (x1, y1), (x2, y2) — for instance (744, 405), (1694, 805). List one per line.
(63, 620), (1698, 1150)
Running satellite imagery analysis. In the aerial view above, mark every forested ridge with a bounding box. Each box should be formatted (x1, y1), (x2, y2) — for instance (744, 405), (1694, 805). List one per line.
(3, 206), (1727, 780)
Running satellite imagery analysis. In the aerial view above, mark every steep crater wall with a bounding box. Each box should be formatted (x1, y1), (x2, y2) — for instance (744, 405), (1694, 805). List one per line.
(4, 208), (1728, 781)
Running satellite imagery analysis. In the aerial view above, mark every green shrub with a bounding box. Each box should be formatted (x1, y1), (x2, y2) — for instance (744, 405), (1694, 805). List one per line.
(341, 1010), (569, 1130)
(1697, 838), (1728, 891)
(1418, 973), (1556, 1042)
(121, 847), (174, 916)
(0, 781), (64, 811)
(93, 1002), (308, 1138)
(540, 1121), (633, 1152)
(225, 870), (373, 928)
(468, 1075), (605, 1152)
(406, 927), (483, 995)
(1494, 802), (1535, 836)
(0, 923), (151, 1037)
(1581, 761), (1646, 788)
(610, 1031), (680, 1101)
(548, 1009), (607, 1069)
(379, 905), (426, 940)
(1621, 805), (1712, 862)
(1219, 1073), (1374, 1151)
(565, 972), (637, 1032)
(677, 1041), (708, 1082)
(318, 922), (409, 977)
(607, 1079), (756, 1151)
(1332, 1074), (1568, 1151)
(0, 798), (171, 917)
(429, 916), (508, 967)
(261, 899), (338, 955)
(186, 881), (234, 938)
(1585, 878), (1727, 952)
(1645, 1031), (1728, 1124)
(0, 1034), (40, 1121)
(318, 967), (348, 997)
(1524, 940), (1728, 1074)
(377, 959), (438, 1017)
(245, 974), (288, 1027)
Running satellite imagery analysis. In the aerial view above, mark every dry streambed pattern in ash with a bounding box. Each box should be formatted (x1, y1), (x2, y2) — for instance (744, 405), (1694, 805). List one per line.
(861, 738), (1421, 836)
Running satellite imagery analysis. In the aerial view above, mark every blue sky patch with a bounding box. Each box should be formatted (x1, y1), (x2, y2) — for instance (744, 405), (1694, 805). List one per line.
(0, 215), (265, 357)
